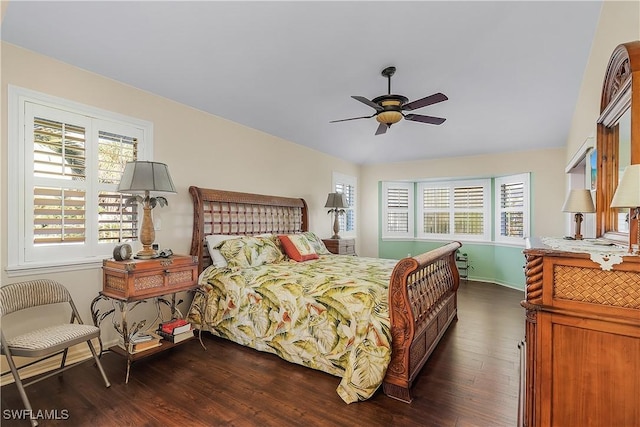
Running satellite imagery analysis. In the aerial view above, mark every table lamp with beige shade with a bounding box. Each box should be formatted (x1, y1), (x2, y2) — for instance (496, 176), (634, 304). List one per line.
(324, 192), (348, 239)
(610, 164), (640, 254)
(562, 189), (595, 240)
(117, 161), (176, 259)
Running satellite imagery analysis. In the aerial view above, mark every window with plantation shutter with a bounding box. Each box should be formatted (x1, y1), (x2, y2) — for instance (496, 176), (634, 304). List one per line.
(33, 117), (87, 245)
(97, 131), (139, 243)
(453, 185), (485, 235)
(333, 172), (357, 237)
(422, 186), (450, 234)
(382, 182), (414, 238)
(495, 173), (530, 244)
(418, 180), (490, 241)
(8, 86), (152, 273)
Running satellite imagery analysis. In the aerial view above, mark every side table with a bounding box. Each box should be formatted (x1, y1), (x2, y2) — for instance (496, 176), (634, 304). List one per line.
(322, 238), (356, 255)
(455, 253), (469, 281)
(91, 254), (206, 383)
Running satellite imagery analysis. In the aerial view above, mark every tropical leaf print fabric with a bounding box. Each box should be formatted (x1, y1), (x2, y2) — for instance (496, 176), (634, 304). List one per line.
(188, 254), (398, 403)
(218, 235), (285, 268)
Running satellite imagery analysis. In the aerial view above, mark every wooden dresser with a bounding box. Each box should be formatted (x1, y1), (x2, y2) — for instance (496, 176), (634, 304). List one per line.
(522, 238), (640, 427)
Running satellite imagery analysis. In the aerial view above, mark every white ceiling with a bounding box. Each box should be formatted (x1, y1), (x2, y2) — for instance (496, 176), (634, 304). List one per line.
(1, 1), (602, 165)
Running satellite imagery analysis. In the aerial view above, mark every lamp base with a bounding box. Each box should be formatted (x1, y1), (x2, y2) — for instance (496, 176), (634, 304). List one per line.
(573, 213), (584, 240)
(135, 248), (158, 259)
(137, 204), (158, 259)
(331, 212), (341, 240)
(634, 208), (640, 256)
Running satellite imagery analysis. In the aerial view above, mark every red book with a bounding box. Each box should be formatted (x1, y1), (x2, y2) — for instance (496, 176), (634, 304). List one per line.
(160, 318), (190, 335)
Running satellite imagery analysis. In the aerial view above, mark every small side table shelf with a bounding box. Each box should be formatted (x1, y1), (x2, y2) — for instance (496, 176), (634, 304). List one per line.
(91, 254), (206, 383)
(322, 238), (356, 255)
(455, 252), (469, 281)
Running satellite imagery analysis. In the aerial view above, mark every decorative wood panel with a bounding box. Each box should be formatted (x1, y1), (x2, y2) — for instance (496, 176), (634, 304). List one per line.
(522, 241), (640, 427)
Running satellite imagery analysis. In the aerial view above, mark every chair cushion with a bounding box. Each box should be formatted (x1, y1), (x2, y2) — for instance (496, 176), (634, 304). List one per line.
(7, 324), (100, 352)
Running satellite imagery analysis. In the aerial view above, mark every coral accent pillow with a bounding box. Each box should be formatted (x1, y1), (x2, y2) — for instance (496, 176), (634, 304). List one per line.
(278, 234), (319, 262)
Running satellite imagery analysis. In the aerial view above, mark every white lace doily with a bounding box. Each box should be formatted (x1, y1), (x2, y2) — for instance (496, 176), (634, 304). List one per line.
(539, 237), (635, 271)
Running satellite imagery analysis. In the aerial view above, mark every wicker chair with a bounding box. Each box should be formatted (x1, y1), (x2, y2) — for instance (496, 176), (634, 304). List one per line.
(0, 279), (110, 426)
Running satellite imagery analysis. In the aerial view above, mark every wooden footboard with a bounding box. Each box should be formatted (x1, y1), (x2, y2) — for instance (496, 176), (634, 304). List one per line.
(383, 241), (462, 403)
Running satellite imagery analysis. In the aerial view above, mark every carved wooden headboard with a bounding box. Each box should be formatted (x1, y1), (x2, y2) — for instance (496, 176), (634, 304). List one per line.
(189, 186), (309, 274)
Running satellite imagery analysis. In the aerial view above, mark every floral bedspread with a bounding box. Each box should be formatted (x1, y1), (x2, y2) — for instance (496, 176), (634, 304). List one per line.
(188, 254), (398, 403)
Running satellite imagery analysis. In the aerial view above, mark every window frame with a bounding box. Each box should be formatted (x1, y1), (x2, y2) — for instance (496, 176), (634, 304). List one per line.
(381, 174), (530, 246)
(381, 181), (415, 239)
(7, 85), (153, 276)
(494, 173), (530, 245)
(417, 179), (491, 242)
(332, 172), (357, 238)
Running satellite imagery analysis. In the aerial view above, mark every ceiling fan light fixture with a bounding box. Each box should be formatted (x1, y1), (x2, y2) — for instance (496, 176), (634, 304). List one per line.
(330, 66), (448, 133)
(376, 110), (403, 125)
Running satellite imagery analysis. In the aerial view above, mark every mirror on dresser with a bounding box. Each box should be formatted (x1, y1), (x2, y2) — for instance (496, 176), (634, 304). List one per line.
(596, 41), (640, 245)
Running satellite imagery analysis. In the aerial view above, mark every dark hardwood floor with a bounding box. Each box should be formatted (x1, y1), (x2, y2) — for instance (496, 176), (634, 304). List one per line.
(1, 281), (525, 427)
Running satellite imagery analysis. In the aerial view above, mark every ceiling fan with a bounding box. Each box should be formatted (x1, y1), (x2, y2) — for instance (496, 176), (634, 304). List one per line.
(331, 66), (448, 135)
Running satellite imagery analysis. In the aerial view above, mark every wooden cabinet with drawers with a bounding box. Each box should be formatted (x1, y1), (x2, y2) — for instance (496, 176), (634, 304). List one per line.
(102, 254), (198, 300)
(322, 238), (356, 255)
(522, 239), (640, 426)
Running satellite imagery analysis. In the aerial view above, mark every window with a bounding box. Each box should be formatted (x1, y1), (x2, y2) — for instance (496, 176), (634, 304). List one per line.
(8, 86), (153, 274)
(381, 174), (530, 245)
(418, 180), (491, 241)
(332, 172), (357, 237)
(382, 182), (414, 239)
(494, 173), (530, 243)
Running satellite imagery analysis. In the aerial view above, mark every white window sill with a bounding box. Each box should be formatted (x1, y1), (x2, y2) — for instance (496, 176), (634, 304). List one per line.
(6, 258), (105, 278)
(381, 237), (526, 248)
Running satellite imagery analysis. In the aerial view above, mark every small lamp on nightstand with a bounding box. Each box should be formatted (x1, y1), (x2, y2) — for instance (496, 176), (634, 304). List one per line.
(610, 164), (640, 254)
(324, 192), (348, 239)
(562, 189), (595, 240)
(117, 161), (176, 259)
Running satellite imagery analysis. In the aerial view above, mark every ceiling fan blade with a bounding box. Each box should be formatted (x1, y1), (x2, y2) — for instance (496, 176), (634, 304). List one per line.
(402, 92), (448, 111)
(404, 114), (446, 125)
(352, 96), (383, 111)
(330, 113), (376, 123)
(375, 122), (388, 135)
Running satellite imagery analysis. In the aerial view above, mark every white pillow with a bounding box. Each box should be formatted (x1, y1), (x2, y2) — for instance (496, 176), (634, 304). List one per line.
(205, 234), (241, 268)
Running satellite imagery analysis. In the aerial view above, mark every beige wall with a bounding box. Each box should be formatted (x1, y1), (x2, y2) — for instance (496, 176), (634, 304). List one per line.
(0, 43), (358, 359)
(565, 0), (640, 164)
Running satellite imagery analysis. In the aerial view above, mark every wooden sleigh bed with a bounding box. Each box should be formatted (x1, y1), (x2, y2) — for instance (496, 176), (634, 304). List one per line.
(187, 186), (461, 403)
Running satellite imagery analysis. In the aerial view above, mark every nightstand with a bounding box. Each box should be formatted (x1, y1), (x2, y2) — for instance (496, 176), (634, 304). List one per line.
(322, 238), (356, 256)
(102, 254), (198, 301)
(93, 254), (204, 383)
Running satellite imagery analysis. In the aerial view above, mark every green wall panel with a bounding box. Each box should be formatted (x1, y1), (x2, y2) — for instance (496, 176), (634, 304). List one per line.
(378, 240), (526, 290)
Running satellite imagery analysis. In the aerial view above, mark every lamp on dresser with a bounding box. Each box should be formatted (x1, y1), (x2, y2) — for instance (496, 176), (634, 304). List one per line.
(610, 164), (640, 254)
(324, 192), (348, 239)
(117, 161), (176, 259)
(562, 189), (595, 240)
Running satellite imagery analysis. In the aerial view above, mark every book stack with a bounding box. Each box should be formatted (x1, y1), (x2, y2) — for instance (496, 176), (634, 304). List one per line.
(119, 331), (162, 354)
(157, 318), (194, 344)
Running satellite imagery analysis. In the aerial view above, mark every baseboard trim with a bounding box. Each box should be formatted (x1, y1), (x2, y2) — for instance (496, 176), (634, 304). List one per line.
(464, 277), (525, 292)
